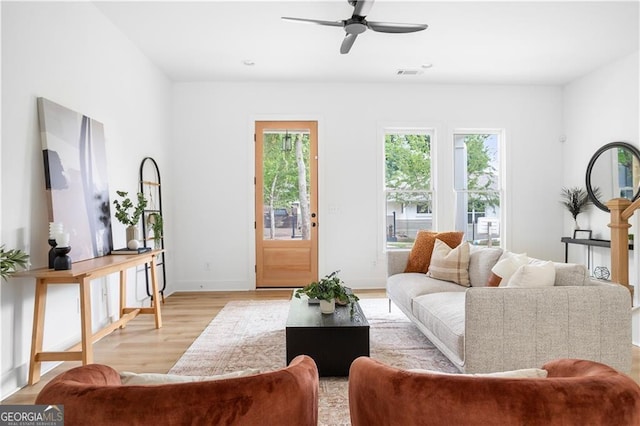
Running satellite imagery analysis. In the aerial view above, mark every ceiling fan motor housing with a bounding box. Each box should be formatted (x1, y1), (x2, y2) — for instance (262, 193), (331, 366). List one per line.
(345, 17), (368, 34)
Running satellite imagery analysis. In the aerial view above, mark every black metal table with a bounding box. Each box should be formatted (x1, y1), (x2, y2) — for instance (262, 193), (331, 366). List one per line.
(285, 294), (370, 376)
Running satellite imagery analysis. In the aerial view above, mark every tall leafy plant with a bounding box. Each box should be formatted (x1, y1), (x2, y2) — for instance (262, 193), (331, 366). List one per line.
(113, 191), (147, 226)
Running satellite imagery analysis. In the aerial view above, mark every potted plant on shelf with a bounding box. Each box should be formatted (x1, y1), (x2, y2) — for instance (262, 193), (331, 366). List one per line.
(1, 245), (29, 280)
(146, 212), (163, 249)
(113, 191), (147, 248)
(295, 270), (359, 316)
(560, 186), (599, 231)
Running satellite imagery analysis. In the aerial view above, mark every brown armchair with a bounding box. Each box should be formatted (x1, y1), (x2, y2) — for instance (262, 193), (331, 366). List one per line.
(36, 355), (318, 426)
(349, 357), (640, 426)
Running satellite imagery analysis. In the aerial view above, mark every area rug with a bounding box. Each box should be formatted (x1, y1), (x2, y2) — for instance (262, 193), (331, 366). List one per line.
(169, 299), (457, 425)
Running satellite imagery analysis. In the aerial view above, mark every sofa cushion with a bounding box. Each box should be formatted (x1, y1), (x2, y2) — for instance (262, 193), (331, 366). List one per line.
(404, 231), (464, 273)
(412, 292), (466, 360)
(505, 261), (556, 288)
(120, 368), (261, 385)
(387, 274), (466, 313)
(427, 240), (470, 286)
(553, 262), (588, 286)
(468, 246), (503, 287)
(490, 251), (529, 286)
(409, 367), (548, 378)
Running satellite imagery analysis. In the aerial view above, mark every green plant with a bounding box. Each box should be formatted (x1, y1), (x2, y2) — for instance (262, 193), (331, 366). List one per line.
(147, 213), (163, 245)
(1, 245), (29, 280)
(113, 191), (147, 227)
(295, 270), (359, 316)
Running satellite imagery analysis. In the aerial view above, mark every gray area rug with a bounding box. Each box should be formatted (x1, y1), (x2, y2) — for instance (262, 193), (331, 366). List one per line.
(169, 299), (457, 425)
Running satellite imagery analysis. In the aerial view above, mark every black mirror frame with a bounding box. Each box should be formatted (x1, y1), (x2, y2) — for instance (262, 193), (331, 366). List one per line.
(585, 141), (640, 212)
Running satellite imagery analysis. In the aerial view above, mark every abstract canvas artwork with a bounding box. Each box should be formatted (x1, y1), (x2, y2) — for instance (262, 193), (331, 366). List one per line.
(37, 98), (113, 261)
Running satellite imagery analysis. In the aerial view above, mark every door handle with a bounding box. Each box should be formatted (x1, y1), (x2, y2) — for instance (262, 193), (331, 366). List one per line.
(311, 213), (316, 218)
(312, 222), (317, 227)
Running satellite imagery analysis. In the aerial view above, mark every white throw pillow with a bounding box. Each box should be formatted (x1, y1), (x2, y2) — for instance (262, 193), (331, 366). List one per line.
(119, 368), (260, 385)
(427, 239), (470, 286)
(491, 252), (529, 287)
(506, 260), (556, 288)
(409, 368), (548, 379)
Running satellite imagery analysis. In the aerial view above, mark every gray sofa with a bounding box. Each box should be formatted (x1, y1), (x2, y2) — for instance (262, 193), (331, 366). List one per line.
(387, 247), (632, 374)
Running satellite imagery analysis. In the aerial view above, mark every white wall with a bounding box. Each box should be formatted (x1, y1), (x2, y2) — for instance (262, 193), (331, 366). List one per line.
(562, 50), (640, 344)
(171, 82), (564, 291)
(1, 2), (171, 398)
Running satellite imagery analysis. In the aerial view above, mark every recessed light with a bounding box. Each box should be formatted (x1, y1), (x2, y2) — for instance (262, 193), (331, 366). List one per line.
(242, 59), (255, 66)
(421, 63), (433, 69)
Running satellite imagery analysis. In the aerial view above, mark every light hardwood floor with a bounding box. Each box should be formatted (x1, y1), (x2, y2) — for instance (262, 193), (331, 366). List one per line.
(2, 289), (639, 404)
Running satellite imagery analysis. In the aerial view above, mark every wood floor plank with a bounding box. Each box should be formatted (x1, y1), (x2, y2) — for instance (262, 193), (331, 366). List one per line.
(2, 289), (638, 404)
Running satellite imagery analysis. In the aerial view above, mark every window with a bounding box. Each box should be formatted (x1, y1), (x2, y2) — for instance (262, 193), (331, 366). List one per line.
(384, 130), (433, 249)
(454, 132), (502, 246)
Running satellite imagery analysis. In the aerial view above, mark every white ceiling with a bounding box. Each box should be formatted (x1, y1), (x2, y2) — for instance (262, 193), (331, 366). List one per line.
(95, 1), (639, 85)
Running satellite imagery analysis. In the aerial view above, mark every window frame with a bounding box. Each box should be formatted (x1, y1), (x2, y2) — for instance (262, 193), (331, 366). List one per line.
(382, 127), (436, 251)
(452, 129), (505, 247)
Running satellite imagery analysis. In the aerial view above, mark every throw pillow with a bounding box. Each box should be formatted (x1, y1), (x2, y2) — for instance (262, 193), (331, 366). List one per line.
(506, 260), (556, 288)
(489, 251), (529, 287)
(404, 231), (464, 273)
(119, 368), (261, 385)
(427, 239), (470, 286)
(409, 368), (548, 379)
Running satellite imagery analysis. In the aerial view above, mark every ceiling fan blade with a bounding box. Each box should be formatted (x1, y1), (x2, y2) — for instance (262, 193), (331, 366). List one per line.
(340, 33), (358, 54)
(282, 17), (344, 28)
(352, 0), (374, 17)
(367, 21), (428, 33)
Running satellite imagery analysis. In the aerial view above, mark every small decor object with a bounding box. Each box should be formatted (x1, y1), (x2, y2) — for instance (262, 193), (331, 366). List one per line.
(573, 229), (592, 240)
(560, 187), (598, 230)
(295, 270), (359, 316)
(1, 245), (30, 280)
(48, 222), (63, 268)
(47, 238), (57, 269)
(113, 191), (147, 247)
(593, 266), (610, 280)
(147, 213), (163, 249)
(53, 246), (72, 270)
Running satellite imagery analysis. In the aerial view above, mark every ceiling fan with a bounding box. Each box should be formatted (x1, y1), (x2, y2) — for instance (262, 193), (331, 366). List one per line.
(282, 0), (428, 55)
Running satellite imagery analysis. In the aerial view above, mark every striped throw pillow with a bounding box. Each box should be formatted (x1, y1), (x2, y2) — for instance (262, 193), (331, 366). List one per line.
(427, 239), (470, 286)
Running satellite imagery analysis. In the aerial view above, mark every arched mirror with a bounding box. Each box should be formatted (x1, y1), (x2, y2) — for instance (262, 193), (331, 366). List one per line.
(585, 141), (640, 212)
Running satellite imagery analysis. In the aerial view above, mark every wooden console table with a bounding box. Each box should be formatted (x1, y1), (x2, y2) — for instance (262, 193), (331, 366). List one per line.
(17, 250), (163, 385)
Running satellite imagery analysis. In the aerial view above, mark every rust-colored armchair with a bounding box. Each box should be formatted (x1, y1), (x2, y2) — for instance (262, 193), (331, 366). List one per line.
(36, 355), (318, 426)
(349, 357), (640, 426)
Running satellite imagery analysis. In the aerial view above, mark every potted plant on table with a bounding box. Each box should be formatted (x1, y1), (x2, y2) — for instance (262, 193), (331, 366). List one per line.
(295, 270), (359, 316)
(1, 245), (29, 280)
(113, 191), (147, 249)
(560, 186), (599, 231)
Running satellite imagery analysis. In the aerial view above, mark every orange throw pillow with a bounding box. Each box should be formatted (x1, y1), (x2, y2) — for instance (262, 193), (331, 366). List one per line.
(404, 231), (464, 273)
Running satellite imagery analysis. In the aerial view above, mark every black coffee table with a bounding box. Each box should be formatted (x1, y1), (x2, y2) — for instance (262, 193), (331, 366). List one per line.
(285, 293), (370, 376)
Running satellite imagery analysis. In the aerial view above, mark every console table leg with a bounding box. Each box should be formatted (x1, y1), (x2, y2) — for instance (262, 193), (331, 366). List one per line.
(150, 256), (162, 329)
(119, 269), (126, 328)
(78, 278), (93, 365)
(28, 279), (47, 385)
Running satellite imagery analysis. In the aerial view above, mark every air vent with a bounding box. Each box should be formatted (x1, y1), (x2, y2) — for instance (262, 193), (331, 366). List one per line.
(396, 69), (423, 76)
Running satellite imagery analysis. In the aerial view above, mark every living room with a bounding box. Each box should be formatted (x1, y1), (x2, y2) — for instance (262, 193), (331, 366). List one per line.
(1, 0), (639, 418)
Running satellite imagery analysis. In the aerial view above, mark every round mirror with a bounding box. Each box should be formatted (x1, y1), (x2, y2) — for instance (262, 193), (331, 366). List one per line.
(585, 141), (640, 212)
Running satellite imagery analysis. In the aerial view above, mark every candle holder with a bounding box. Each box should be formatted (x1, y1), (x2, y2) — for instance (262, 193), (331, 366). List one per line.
(53, 246), (72, 271)
(48, 238), (57, 269)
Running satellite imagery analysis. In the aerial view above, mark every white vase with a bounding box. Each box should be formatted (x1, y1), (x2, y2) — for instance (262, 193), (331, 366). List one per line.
(126, 225), (139, 247)
(319, 298), (336, 314)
